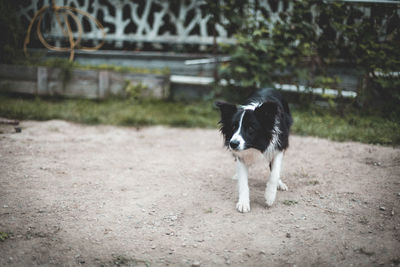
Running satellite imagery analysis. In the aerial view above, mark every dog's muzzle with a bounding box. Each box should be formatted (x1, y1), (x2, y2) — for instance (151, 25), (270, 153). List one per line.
(229, 140), (240, 150)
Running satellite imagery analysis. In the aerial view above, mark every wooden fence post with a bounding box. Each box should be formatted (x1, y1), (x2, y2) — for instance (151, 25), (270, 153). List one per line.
(98, 71), (109, 98)
(37, 67), (48, 95)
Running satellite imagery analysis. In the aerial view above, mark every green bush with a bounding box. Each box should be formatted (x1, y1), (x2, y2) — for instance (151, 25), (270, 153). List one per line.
(211, 0), (400, 114)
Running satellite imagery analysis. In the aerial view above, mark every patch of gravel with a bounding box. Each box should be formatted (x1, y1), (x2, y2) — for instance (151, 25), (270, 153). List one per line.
(0, 120), (399, 266)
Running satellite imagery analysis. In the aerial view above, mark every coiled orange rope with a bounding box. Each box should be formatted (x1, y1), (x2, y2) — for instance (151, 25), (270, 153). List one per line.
(24, 0), (106, 61)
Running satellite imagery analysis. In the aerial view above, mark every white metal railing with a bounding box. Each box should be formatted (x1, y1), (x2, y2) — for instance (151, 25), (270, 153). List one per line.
(18, 0), (395, 49)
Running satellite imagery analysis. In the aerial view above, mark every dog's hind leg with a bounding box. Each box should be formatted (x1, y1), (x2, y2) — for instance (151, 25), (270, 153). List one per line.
(235, 158), (250, 213)
(265, 151), (284, 207)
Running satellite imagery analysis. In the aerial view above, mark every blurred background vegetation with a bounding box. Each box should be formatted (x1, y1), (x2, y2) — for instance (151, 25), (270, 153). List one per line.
(0, 0), (399, 145)
(211, 0), (400, 114)
(0, 2), (24, 64)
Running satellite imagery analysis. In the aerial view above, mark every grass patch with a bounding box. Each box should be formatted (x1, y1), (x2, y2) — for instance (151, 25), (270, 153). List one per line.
(0, 94), (219, 128)
(291, 106), (400, 145)
(204, 208), (213, 214)
(283, 200), (299, 206)
(308, 180), (320, 186)
(0, 93), (399, 146)
(0, 231), (10, 241)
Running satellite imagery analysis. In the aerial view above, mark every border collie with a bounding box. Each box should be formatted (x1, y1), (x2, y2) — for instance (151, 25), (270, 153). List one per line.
(216, 88), (293, 212)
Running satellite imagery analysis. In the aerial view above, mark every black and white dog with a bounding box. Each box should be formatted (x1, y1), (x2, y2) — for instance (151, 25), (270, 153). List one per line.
(216, 88), (293, 212)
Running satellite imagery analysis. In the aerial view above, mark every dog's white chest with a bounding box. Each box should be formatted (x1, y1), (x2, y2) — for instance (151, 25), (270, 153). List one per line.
(232, 148), (265, 166)
(232, 147), (277, 166)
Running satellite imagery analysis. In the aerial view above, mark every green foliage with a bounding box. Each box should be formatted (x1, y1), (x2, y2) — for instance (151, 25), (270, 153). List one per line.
(319, 2), (400, 111)
(216, 0), (322, 100)
(213, 0), (400, 113)
(124, 81), (148, 100)
(0, 231), (10, 242)
(0, 2), (24, 63)
(203, 0), (247, 35)
(283, 200), (298, 206)
(369, 75), (400, 115)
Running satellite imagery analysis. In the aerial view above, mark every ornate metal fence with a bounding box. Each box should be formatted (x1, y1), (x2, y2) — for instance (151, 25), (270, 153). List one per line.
(19, 0), (398, 50)
(19, 0), (234, 49)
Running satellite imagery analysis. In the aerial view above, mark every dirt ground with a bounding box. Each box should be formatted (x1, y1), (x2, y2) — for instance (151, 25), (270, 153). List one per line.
(0, 119), (399, 267)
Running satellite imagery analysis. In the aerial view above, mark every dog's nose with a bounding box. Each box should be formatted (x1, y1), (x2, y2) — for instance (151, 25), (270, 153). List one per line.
(229, 140), (240, 150)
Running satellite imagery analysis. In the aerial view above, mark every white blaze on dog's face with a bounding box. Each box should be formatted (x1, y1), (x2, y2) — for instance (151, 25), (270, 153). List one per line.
(229, 111), (246, 150)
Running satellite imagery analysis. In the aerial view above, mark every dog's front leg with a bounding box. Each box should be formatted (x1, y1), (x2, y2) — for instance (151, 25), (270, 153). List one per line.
(235, 158), (250, 213)
(265, 151), (283, 207)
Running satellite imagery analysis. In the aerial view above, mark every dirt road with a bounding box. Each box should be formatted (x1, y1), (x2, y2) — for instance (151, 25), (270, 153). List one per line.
(0, 120), (399, 266)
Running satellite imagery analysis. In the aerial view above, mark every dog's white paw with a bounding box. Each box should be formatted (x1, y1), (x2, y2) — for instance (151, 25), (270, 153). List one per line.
(236, 200), (250, 213)
(265, 195), (276, 207)
(265, 187), (277, 207)
(278, 180), (288, 191)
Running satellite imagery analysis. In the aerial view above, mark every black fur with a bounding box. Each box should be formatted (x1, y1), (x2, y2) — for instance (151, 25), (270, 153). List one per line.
(216, 88), (292, 153)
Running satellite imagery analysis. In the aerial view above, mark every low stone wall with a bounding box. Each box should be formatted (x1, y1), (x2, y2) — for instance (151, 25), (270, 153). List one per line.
(0, 64), (170, 99)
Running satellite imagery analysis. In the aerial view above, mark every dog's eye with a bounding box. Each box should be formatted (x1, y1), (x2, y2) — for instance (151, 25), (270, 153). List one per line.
(248, 126), (255, 134)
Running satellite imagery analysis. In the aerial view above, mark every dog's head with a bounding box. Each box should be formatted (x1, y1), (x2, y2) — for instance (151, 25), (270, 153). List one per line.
(216, 101), (279, 152)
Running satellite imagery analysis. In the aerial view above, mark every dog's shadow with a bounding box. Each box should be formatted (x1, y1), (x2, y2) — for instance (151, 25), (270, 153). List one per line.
(248, 179), (269, 208)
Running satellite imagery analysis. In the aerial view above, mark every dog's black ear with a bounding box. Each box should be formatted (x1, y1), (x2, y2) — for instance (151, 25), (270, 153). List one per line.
(215, 101), (237, 140)
(254, 101), (278, 125)
(215, 101), (237, 119)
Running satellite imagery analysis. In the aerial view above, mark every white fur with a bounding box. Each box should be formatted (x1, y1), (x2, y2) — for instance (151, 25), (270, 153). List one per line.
(230, 111), (246, 150)
(264, 118), (281, 161)
(278, 179), (288, 191)
(235, 158), (250, 213)
(241, 102), (261, 111)
(265, 151), (284, 207)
